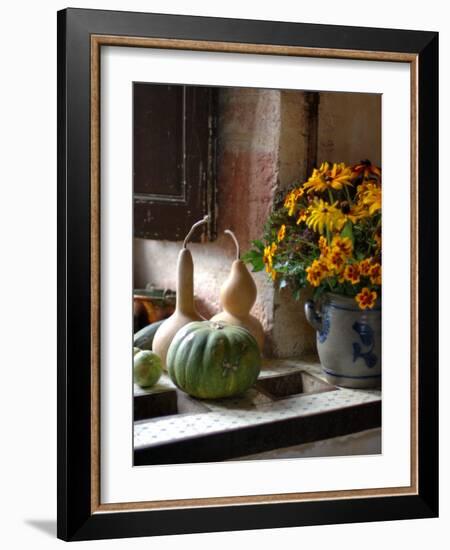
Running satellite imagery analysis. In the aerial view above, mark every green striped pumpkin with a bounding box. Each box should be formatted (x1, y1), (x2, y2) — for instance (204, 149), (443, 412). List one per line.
(167, 321), (261, 399)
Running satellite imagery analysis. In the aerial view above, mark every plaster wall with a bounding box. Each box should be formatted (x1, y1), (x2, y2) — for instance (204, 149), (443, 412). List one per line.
(318, 92), (382, 166)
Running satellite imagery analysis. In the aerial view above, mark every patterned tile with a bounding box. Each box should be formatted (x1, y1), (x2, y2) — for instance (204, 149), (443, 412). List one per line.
(134, 358), (381, 450)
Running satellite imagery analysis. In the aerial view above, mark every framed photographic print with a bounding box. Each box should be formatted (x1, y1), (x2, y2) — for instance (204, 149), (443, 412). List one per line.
(57, 8), (439, 541)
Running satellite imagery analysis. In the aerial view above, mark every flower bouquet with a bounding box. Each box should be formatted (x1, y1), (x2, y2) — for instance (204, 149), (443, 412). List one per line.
(244, 160), (382, 388)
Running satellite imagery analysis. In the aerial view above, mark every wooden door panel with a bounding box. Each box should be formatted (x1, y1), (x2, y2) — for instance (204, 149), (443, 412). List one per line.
(133, 83), (216, 241)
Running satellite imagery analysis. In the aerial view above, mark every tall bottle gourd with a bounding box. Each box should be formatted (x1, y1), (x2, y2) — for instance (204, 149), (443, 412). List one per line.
(210, 230), (264, 351)
(152, 217), (208, 368)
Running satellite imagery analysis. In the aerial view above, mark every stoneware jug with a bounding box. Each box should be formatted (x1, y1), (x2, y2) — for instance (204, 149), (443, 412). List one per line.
(305, 293), (381, 389)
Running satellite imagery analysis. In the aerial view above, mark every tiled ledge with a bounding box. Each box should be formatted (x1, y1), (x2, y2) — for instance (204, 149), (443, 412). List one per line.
(133, 357), (381, 464)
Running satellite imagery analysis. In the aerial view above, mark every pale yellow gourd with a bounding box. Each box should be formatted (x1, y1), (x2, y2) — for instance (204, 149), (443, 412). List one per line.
(152, 217), (208, 368)
(210, 230), (264, 351)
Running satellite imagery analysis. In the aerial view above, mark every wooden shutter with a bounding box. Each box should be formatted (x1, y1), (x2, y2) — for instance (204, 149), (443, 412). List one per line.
(133, 83), (216, 241)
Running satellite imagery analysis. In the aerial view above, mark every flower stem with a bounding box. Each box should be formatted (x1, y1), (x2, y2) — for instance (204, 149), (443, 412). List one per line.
(344, 185), (353, 205)
(327, 188), (335, 204)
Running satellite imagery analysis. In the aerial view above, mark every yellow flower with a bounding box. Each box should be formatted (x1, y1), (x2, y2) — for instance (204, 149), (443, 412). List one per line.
(343, 263), (361, 284)
(369, 263), (382, 285)
(358, 183), (381, 215)
(336, 199), (369, 224)
(284, 192), (296, 216)
(306, 199), (345, 234)
(352, 160), (381, 182)
(326, 247), (346, 272)
(303, 162), (354, 194)
(359, 258), (373, 277)
(277, 224), (286, 242)
(306, 259), (329, 287)
(263, 242), (277, 279)
(263, 242), (277, 266)
(356, 288), (378, 310)
(318, 235), (329, 255)
(331, 235), (353, 257)
(296, 208), (308, 225)
(284, 187), (304, 216)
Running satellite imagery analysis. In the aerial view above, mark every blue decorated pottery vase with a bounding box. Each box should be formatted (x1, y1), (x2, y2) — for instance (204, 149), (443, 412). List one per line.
(305, 293), (381, 389)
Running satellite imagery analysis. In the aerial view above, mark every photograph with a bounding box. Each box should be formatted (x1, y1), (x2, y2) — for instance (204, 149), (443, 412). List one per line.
(54, 6), (439, 541)
(132, 83), (382, 465)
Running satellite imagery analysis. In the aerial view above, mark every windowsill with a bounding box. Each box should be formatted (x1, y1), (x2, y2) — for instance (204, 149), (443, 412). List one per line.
(133, 356), (381, 465)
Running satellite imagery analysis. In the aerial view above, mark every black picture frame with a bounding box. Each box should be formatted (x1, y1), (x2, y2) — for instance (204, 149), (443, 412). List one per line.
(57, 7), (438, 541)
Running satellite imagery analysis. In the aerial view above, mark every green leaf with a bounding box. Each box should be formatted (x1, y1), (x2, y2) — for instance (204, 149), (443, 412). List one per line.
(251, 239), (265, 252)
(341, 220), (354, 244)
(250, 259), (264, 272)
(242, 249), (265, 272)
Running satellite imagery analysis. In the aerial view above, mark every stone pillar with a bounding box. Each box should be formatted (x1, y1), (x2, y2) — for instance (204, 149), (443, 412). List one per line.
(270, 90), (317, 358)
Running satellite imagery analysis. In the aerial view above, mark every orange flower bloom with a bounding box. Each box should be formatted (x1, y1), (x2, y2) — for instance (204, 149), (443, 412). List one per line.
(284, 188), (304, 216)
(343, 263), (361, 284)
(263, 242), (278, 281)
(306, 259), (329, 287)
(327, 248), (346, 272)
(369, 263), (382, 285)
(359, 258), (373, 276)
(356, 287), (378, 310)
(296, 208), (308, 225)
(331, 235), (353, 257)
(277, 224), (286, 242)
(318, 235), (329, 255)
(352, 160), (381, 182)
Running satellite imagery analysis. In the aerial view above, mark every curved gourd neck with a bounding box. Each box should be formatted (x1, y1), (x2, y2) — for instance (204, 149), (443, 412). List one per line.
(176, 248), (195, 313)
(176, 215), (209, 314)
(183, 215), (209, 249)
(224, 229), (240, 260)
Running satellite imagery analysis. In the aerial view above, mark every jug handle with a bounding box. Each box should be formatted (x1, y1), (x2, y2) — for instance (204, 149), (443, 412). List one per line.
(304, 300), (323, 332)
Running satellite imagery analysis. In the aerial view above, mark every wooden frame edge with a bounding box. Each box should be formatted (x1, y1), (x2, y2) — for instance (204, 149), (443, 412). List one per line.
(410, 55), (419, 499)
(91, 34), (101, 513)
(89, 34), (419, 515)
(91, 34), (417, 62)
(93, 485), (417, 514)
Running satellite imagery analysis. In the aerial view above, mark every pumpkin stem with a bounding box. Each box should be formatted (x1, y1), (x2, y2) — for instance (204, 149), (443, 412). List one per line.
(224, 229), (240, 260)
(183, 215), (209, 248)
